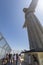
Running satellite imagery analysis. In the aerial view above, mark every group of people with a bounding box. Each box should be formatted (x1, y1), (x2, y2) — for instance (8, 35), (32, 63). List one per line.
(2, 53), (21, 65)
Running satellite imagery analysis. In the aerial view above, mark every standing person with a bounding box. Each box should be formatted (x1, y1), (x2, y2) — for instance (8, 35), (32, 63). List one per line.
(9, 54), (12, 64)
(13, 54), (16, 65)
(16, 54), (18, 65)
(18, 54), (21, 65)
(32, 55), (39, 65)
(2, 58), (7, 65)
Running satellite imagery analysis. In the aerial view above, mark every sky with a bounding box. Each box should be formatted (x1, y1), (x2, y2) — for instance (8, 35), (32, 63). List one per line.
(0, 0), (43, 51)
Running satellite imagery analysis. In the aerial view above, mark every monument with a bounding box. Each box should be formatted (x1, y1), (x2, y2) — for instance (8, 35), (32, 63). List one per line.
(23, 0), (43, 50)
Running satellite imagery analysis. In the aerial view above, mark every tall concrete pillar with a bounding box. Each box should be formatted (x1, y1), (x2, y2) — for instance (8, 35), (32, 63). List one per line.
(23, 0), (43, 50)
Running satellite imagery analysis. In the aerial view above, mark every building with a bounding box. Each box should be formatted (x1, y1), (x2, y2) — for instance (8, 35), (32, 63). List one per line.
(21, 49), (43, 65)
(0, 32), (11, 59)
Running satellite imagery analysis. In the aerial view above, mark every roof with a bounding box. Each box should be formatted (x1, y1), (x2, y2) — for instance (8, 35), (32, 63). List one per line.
(21, 49), (43, 53)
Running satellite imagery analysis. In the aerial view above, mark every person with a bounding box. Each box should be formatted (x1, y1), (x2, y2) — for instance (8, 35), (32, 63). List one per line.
(32, 55), (39, 65)
(8, 54), (12, 63)
(18, 54), (21, 65)
(2, 58), (7, 65)
(13, 54), (16, 65)
(16, 54), (18, 65)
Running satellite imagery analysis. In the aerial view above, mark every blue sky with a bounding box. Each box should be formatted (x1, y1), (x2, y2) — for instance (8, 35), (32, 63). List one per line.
(0, 0), (43, 51)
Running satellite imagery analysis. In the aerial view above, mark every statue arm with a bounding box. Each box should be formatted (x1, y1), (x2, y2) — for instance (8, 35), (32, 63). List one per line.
(23, 0), (38, 13)
(28, 0), (38, 12)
